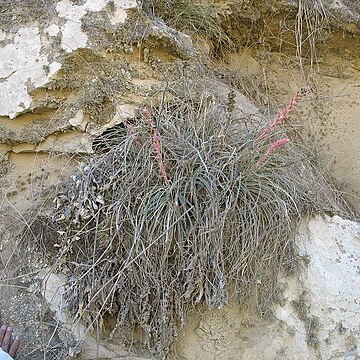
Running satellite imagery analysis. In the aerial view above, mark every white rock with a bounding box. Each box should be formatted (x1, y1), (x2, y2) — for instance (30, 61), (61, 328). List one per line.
(0, 27), (61, 118)
(45, 24), (60, 37)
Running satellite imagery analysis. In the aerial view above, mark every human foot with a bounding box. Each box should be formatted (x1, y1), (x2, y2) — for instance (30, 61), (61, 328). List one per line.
(0, 326), (20, 359)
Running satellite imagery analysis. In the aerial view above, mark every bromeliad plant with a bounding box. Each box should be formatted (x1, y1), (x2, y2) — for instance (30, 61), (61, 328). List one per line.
(26, 83), (345, 355)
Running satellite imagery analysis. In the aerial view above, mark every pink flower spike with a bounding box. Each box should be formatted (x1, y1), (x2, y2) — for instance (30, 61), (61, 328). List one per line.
(143, 107), (170, 187)
(256, 88), (304, 143)
(257, 137), (290, 166)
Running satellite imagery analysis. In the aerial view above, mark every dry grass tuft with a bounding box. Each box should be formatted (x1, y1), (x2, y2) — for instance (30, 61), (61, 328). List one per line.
(22, 80), (351, 356)
(295, 0), (329, 75)
(142, 0), (233, 55)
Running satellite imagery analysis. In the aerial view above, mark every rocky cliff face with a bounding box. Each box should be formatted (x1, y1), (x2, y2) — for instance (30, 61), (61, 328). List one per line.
(0, 1), (359, 359)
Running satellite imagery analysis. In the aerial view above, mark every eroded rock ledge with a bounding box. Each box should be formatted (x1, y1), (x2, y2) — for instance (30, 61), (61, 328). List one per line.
(0, 1), (359, 359)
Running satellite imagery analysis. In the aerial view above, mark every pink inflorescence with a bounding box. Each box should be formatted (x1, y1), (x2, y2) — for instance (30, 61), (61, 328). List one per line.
(256, 87), (308, 144)
(257, 137), (291, 166)
(143, 107), (170, 187)
(253, 86), (309, 168)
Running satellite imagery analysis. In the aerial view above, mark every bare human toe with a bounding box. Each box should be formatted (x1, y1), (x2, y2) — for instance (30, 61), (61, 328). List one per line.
(1, 327), (12, 353)
(8, 336), (19, 359)
(0, 326), (6, 346)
